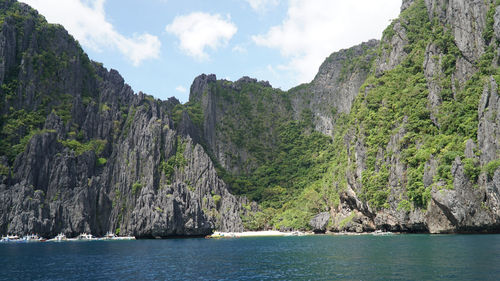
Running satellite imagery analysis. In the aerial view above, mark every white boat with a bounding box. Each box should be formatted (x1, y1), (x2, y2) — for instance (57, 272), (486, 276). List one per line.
(373, 230), (393, 236)
(48, 233), (67, 242)
(102, 231), (135, 240)
(56, 233), (67, 241)
(0, 235), (22, 243)
(77, 233), (94, 240)
(104, 231), (116, 239)
(23, 234), (43, 242)
(112, 236), (136, 240)
(286, 231), (306, 236)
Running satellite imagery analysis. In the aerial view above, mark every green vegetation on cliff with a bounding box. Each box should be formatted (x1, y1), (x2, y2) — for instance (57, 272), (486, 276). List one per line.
(225, 0), (500, 230)
(0, 1), (97, 164)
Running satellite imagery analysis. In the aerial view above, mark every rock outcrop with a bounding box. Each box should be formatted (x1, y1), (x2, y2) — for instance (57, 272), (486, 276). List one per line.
(309, 212), (330, 233)
(315, 0), (500, 234)
(0, 1), (245, 237)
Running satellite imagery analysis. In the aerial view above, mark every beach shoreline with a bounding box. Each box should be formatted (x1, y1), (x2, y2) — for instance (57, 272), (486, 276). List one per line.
(209, 230), (312, 238)
(207, 230), (397, 238)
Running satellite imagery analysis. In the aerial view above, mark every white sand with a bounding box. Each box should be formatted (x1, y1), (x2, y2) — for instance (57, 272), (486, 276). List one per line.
(211, 230), (308, 237)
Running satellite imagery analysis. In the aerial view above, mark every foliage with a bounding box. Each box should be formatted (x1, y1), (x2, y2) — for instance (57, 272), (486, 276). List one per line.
(161, 137), (187, 183)
(212, 194), (221, 206)
(0, 109), (46, 162)
(462, 158), (480, 182)
(339, 213), (356, 229)
(484, 159), (500, 179)
(227, 119), (333, 204)
(241, 208), (275, 231)
(132, 181), (143, 195)
(97, 157), (108, 166)
(59, 139), (106, 156)
(0, 164), (9, 176)
(172, 101), (204, 129)
(336, 44), (377, 82)
(483, 4), (497, 45)
(335, 0), (487, 209)
(0, 2), (99, 165)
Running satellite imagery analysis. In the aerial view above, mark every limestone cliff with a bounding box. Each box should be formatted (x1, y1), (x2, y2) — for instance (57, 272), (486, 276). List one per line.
(0, 0), (245, 237)
(324, 0), (500, 233)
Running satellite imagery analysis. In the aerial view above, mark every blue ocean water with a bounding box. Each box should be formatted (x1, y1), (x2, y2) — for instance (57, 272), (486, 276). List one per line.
(1, 234), (499, 280)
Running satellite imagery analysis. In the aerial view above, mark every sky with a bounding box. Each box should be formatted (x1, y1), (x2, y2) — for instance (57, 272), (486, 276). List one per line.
(19, 0), (402, 103)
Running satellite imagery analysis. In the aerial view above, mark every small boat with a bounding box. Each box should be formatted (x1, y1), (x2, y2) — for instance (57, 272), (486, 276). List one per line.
(48, 233), (67, 242)
(56, 233), (67, 241)
(0, 235), (23, 243)
(104, 231), (116, 240)
(373, 230), (393, 236)
(8, 235), (20, 240)
(207, 232), (222, 239)
(111, 236), (136, 240)
(77, 233), (94, 240)
(23, 234), (42, 242)
(286, 231), (305, 236)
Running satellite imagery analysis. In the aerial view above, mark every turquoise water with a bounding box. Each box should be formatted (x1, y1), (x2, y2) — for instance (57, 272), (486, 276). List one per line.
(1, 234), (499, 280)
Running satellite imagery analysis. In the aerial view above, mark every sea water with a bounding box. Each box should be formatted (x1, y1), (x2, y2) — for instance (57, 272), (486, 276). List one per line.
(1, 234), (499, 280)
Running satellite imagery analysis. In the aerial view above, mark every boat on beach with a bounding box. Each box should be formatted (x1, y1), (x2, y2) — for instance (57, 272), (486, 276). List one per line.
(102, 231), (135, 240)
(76, 233), (95, 240)
(372, 230), (393, 236)
(47, 233), (67, 242)
(23, 234), (46, 242)
(1, 232), (135, 242)
(1, 235), (22, 242)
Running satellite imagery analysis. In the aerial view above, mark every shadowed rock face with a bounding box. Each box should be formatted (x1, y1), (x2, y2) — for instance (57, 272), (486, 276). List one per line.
(293, 39), (380, 136)
(0, 1), (246, 238)
(323, 0), (500, 234)
(310, 212), (330, 233)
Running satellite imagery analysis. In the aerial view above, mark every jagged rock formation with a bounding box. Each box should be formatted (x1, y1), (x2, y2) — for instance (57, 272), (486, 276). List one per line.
(291, 40), (379, 136)
(0, 0), (245, 238)
(324, 0), (500, 233)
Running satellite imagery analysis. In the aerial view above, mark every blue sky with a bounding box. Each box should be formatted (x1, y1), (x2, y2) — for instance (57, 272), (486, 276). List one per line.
(20, 0), (401, 102)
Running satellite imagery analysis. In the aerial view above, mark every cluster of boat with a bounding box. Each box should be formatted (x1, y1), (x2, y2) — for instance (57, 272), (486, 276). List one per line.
(0, 232), (135, 243)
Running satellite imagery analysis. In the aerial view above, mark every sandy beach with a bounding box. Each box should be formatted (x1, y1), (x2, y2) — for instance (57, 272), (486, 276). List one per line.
(209, 230), (311, 238)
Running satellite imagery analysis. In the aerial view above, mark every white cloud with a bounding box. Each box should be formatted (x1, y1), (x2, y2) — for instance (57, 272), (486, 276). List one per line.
(175, 86), (187, 93)
(20, 0), (161, 66)
(166, 12), (237, 61)
(245, 0), (280, 12)
(232, 45), (247, 54)
(253, 0), (401, 85)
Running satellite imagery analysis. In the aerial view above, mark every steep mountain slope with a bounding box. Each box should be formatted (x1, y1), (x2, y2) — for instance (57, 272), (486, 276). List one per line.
(0, 0), (245, 238)
(321, 0), (500, 233)
(197, 0), (500, 233)
(186, 40), (378, 229)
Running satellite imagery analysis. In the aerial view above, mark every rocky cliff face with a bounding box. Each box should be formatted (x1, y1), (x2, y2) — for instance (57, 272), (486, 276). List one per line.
(291, 40), (379, 136)
(189, 41), (378, 176)
(0, 0), (245, 237)
(325, 0), (500, 234)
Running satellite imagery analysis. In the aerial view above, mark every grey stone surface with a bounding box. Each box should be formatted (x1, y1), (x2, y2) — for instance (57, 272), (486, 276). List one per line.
(0, 2), (245, 237)
(309, 212), (330, 233)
